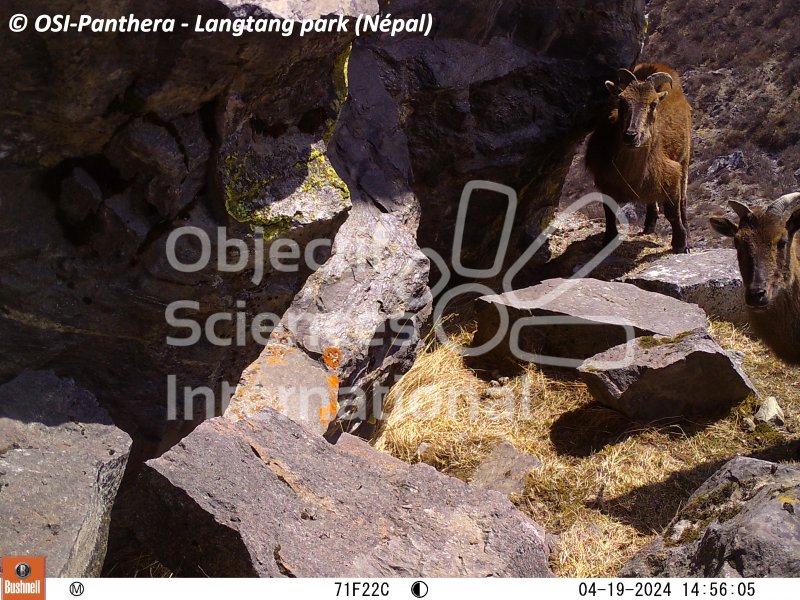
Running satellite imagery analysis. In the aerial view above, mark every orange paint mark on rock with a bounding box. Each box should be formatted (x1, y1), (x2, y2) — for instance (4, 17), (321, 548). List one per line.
(319, 373), (340, 426)
(323, 347), (343, 369)
(319, 399), (339, 426)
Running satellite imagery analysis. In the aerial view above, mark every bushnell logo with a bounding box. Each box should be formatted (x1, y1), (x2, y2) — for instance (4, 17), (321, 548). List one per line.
(1, 556), (45, 600)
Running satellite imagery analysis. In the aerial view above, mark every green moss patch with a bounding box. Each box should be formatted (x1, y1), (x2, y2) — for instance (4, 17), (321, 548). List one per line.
(637, 331), (693, 349)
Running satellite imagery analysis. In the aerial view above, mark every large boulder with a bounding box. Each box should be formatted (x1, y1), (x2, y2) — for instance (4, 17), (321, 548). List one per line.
(0, 371), (131, 577)
(578, 329), (758, 421)
(136, 410), (552, 577)
(474, 278), (708, 368)
(622, 457), (800, 577)
(621, 250), (746, 324)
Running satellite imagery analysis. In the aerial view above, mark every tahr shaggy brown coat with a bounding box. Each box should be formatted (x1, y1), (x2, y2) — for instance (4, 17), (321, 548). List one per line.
(586, 63), (693, 253)
(711, 193), (800, 365)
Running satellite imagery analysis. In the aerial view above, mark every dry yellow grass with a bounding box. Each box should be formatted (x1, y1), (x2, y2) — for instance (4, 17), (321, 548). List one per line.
(374, 322), (800, 577)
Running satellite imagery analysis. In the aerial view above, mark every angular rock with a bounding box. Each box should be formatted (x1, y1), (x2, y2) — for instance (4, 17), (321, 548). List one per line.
(137, 410), (552, 577)
(707, 150), (746, 176)
(471, 442), (541, 497)
(622, 457), (800, 577)
(58, 167), (104, 225)
(225, 343), (340, 435)
(474, 279), (708, 368)
(0, 371), (131, 577)
(579, 329), (757, 421)
(621, 250), (746, 324)
(755, 396), (785, 427)
(221, 135), (352, 246)
(273, 204), (433, 434)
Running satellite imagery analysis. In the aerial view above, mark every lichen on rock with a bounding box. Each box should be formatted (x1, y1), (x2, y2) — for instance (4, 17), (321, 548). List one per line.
(222, 141), (351, 242)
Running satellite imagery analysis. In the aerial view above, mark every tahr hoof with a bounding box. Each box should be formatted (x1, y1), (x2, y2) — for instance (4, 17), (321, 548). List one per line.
(672, 245), (691, 255)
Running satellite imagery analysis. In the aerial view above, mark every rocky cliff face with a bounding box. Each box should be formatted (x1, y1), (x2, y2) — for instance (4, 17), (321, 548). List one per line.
(0, 1), (645, 456)
(0, 0), (376, 458)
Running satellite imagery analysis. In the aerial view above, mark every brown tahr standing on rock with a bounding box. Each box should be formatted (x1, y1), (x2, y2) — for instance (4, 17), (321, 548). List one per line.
(710, 192), (800, 365)
(586, 63), (693, 253)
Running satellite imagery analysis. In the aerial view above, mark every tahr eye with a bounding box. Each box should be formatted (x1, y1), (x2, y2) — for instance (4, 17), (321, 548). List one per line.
(777, 239), (788, 250)
(650, 101), (658, 111)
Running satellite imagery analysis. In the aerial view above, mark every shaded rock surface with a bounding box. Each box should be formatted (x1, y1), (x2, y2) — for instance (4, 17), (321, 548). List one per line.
(621, 250), (746, 324)
(137, 410), (552, 577)
(579, 329), (757, 421)
(474, 278), (708, 368)
(0, 371), (131, 577)
(471, 442), (541, 497)
(0, 0), (376, 458)
(622, 457), (800, 577)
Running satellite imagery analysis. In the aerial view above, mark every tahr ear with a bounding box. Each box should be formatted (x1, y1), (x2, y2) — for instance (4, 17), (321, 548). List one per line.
(657, 91), (670, 102)
(710, 216), (738, 238)
(788, 207), (800, 239)
(605, 80), (622, 96)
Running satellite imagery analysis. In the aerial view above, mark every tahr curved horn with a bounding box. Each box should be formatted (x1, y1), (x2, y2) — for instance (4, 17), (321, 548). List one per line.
(617, 68), (638, 87)
(766, 192), (800, 216)
(646, 72), (674, 91)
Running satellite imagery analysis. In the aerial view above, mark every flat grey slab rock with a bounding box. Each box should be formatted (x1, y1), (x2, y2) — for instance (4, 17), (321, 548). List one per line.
(579, 329), (757, 421)
(137, 411), (552, 577)
(0, 371), (131, 577)
(622, 457), (800, 577)
(474, 278), (708, 367)
(471, 442), (541, 497)
(621, 250), (746, 324)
